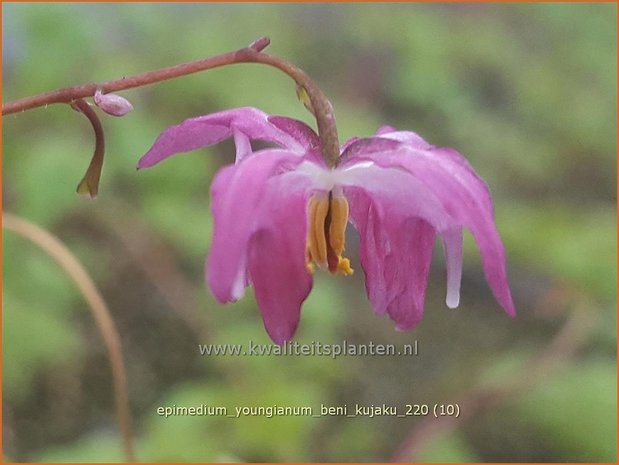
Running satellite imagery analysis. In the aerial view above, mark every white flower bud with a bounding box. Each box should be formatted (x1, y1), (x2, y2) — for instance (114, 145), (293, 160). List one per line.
(94, 89), (133, 116)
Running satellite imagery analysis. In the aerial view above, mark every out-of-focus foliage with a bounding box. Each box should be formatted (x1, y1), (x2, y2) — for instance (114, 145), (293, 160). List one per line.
(517, 360), (616, 461)
(2, 3), (616, 462)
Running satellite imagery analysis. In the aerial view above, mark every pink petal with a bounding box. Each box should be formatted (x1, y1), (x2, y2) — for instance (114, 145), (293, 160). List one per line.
(232, 129), (252, 160)
(376, 132), (493, 212)
(267, 115), (320, 151)
(138, 107), (311, 168)
(375, 127), (431, 150)
(341, 162), (454, 324)
(340, 137), (401, 163)
(339, 162), (456, 232)
(205, 149), (303, 303)
(346, 189), (391, 314)
(346, 142), (515, 317)
(340, 135), (361, 154)
(347, 188), (436, 329)
(345, 163), (464, 323)
(248, 177), (313, 344)
(385, 217), (435, 330)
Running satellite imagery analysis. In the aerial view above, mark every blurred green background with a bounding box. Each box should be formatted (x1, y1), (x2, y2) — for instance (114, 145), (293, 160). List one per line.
(2, 2), (616, 462)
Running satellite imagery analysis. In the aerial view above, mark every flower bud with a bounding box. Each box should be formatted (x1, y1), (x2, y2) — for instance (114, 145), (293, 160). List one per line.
(248, 37), (270, 52)
(94, 89), (133, 116)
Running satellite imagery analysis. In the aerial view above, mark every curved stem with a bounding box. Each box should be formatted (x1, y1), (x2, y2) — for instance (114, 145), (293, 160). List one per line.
(3, 213), (135, 462)
(3, 36), (341, 166)
(71, 99), (105, 198)
(1, 38), (269, 115)
(237, 52), (340, 166)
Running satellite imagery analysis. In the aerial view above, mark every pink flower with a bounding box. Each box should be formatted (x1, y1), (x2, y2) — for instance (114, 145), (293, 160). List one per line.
(138, 107), (515, 344)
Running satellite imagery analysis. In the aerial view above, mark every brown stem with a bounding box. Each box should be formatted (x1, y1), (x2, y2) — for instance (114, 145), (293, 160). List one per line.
(3, 37), (340, 166)
(3, 213), (135, 462)
(72, 99), (105, 198)
(238, 52), (340, 166)
(1, 38), (270, 115)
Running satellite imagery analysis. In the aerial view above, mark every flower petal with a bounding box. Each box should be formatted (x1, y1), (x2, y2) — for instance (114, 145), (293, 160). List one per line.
(384, 217), (435, 330)
(346, 189), (391, 314)
(347, 189), (436, 329)
(375, 127), (432, 150)
(206, 149), (304, 303)
(138, 107), (310, 168)
(340, 135), (361, 155)
(340, 137), (401, 163)
(341, 162), (454, 327)
(267, 115), (320, 151)
(248, 175), (314, 344)
(339, 162), (455, 232)
(374, 132), (492, 212)
(345, 142), (515, 317)
(232, 128), (252, 160)
(441, 227), (463, 309)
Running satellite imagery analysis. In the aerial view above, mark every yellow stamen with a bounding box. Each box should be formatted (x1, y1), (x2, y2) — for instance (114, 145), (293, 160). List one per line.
(337, 257), (354, 276)
(307, 194), (329, 266)
(306, 192), (354, 276)
(306, 249), (315, 274)
(328, 195), (349, 257)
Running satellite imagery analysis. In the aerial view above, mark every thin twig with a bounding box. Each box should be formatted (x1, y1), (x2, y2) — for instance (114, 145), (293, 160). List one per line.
(2, 36), (341, 166)
(2, 37), (270, 116)
(2, 213), (135, 462)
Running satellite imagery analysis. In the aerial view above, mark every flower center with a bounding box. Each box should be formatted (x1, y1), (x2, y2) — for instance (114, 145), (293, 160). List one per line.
(306, 192), (354, 276)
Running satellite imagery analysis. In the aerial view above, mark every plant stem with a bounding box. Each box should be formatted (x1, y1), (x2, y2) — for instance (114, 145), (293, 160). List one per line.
(3, 37), (341, 166)
(1, 39), (271, 115)
(3, 213), (135, 462)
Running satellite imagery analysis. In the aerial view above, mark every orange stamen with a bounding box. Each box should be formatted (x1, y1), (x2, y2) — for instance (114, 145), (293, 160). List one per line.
(306, 192), (353, 276)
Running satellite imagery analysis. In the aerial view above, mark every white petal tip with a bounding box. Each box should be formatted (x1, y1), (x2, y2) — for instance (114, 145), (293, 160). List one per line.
(230, 286), (246, 302)
(446, 293), (460, 309)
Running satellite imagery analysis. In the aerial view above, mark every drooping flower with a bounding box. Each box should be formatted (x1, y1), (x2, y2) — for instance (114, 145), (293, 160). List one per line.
(138, 107), (515, 344)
